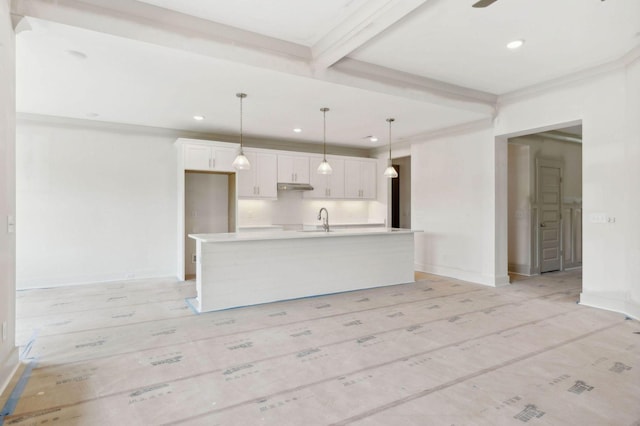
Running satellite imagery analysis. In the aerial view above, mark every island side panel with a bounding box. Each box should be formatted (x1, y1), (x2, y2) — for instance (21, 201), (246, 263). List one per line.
(196, 233), (414, 312)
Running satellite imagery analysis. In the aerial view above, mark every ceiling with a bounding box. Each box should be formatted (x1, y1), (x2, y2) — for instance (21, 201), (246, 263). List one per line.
(12, 0), (640, 150)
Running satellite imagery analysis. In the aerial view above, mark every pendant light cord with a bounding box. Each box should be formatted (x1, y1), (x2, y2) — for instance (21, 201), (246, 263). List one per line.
(237, 93), (247, 150)
(321, 107), (329, 160)
(387, 117), (395, 162)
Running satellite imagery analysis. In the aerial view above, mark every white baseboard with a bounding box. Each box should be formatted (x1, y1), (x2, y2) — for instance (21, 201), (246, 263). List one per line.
(416, 263), (510, 287)
(508, 263), (534, 276)
(16, 273), (178, 290)
(0, 346), (19, 396)
(579, 291), (640, 320)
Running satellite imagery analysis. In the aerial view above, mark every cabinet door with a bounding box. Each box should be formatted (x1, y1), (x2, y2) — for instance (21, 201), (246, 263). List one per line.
(360, 161), (377, 199)
(213, 147), (237, 172)
(326, 157), (345, 198)
(256, 152), (278, 198)
(277, 155), (294, 182)
(237, 151), (258, 198)
(305, 157), (328, 198)
(293, 156), (310, 184)
(344, 159), (362, 198)
(184, 144), (212, 171)
(277, 155), (309, 183)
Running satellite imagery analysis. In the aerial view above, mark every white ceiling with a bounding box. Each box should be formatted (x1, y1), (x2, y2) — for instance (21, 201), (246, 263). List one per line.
(12, 0), (640, 149)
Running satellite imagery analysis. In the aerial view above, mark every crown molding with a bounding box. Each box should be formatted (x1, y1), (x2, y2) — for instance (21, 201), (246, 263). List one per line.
(16, 113), (371, 157)
(371, 118), (494, 156)
(12, 0), (312, 74)
(330, 58), (497, 116)
(499, 44), (640, 105)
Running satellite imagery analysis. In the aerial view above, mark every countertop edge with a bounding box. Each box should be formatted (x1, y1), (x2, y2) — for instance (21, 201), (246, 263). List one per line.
(189, 228), (421, 243)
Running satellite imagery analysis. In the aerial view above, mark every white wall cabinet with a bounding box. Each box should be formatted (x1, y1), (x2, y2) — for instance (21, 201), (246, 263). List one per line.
(183, 142), (237, 172)
(345, 159), (376, 199)
(278, 154), (310, 183)
(305, 156), (345, 199)
(238, 149), (278, 199)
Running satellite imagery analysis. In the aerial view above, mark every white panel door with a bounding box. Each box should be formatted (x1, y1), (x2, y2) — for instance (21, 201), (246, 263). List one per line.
(538, 163), (562, 273)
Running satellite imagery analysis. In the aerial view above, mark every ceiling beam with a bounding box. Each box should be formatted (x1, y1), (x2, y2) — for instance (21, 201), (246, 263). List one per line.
(311, 0), (429, 72)
(12, 0), (313, 75)
(329, 59), (497, 116)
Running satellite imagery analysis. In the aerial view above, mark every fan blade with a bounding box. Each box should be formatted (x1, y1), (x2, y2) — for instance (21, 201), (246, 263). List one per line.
(472, 0), (498, 7)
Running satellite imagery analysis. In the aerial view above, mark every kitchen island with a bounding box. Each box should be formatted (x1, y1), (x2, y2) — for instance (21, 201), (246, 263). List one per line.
(188, 228), (419, 313)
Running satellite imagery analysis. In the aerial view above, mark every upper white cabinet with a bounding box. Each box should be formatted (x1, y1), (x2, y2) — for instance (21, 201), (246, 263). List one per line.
(345, 159), (376, 199)
(237, 149), (278, 199)
(305, 156), (345, 199)
(278, 154), (310, 183)
(183, 141), (237, 172)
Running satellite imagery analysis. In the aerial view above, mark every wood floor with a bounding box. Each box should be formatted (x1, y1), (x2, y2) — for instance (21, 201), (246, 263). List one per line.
(1, 270), (639, 425)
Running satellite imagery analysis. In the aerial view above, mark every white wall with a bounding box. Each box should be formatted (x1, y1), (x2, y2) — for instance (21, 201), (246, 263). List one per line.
(0, 0), (18, 393)
(16, 120), (178, 288)
(507, 143), (531, 272)
(411, 124), (509, 286)
(496, 57), (640, 319)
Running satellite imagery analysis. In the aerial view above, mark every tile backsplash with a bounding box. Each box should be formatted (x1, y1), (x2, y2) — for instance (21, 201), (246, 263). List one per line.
(238, 190), (383, 228)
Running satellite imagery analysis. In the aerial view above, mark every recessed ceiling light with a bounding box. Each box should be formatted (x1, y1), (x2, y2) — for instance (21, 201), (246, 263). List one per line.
(369, 136), (378, 142)
(193, 115), (205, 121)
(293, 128), (302, 133)
(507, 39), (525, 50)
(67, 50), (87, 60)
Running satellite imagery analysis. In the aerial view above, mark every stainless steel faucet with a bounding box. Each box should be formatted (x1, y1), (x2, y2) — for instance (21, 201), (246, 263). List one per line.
(317, 207), (330, 232)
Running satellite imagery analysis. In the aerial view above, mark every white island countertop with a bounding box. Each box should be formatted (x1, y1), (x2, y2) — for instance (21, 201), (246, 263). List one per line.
(189, 227), (419, 243)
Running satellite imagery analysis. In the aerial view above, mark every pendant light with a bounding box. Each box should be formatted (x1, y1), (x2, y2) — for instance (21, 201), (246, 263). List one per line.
(384, 117), (398, 178)
(317, 107), (333, 175)
(232, 93), (251, 170)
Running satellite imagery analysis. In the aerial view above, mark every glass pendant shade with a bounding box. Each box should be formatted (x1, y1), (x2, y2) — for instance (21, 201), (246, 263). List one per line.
(317, 107), (332, 175)
(384, 165), (398, 178)
(233, 92), (251, 171)
(317, 159), (333, 174)
(232, 149), (251, 170)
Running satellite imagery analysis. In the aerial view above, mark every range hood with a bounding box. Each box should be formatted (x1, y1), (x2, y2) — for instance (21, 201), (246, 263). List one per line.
(277, 182), (314, 191)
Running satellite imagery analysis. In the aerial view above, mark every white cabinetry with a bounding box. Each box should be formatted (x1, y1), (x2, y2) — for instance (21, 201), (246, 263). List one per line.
(345, 159), (376, 199)
(305, 156), (345, 199)
(278, 154), (310, 183)
(183, 142), (237, 172)
(237, 149), (278, 199)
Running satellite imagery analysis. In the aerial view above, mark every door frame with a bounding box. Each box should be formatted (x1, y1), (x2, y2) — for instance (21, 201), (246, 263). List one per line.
(534, 157), (564, 274)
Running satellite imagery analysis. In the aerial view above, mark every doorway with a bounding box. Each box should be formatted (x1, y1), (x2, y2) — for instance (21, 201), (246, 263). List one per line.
(391, 156), (411, 229)
(507, 126), (582, 276)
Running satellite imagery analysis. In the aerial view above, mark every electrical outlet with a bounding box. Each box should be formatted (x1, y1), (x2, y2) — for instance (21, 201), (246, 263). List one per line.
(2, 321), (7, 341)
(192, 254), (197, 263)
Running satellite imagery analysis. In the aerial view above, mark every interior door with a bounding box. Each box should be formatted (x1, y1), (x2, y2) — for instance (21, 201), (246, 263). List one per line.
(538, 161), (562, 273)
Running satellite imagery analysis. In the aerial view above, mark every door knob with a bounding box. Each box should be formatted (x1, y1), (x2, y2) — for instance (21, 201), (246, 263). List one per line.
(540, 223), (546, 228)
